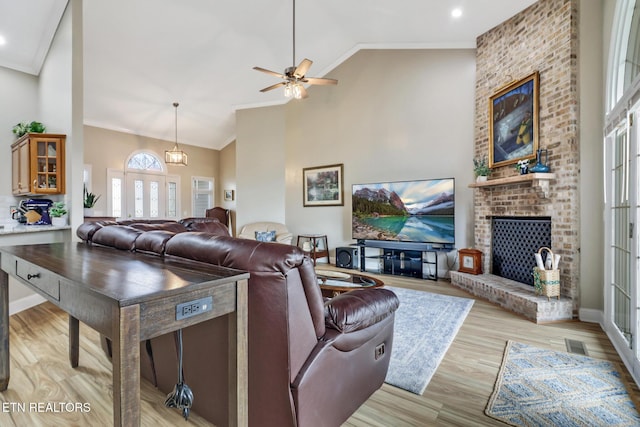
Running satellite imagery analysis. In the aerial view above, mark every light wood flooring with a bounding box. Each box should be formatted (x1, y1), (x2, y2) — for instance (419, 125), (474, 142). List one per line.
(0, 269), (638, 426)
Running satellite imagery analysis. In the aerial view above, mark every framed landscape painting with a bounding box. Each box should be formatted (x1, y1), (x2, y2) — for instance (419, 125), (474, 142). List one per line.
(488, 71), (539, 168)
(303, 164), (344, 207)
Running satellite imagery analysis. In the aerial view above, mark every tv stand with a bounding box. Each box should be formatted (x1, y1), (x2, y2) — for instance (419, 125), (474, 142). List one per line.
(355, 240), (450, 281)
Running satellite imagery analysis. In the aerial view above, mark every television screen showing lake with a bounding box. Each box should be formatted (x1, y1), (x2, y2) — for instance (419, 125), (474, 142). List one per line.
(355, 215), (454, 243)
(351, 178), (455, 244)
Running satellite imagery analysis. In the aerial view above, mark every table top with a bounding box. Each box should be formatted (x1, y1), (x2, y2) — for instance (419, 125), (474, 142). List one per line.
(0, 242), (249, 306)
(315, 269), (384, 291)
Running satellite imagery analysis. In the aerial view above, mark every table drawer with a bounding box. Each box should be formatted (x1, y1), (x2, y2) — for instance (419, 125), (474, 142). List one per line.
(16, 260), (60, 301)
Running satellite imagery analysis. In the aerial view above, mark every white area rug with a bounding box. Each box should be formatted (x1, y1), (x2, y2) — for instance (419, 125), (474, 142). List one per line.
(384, 286), (474, 395)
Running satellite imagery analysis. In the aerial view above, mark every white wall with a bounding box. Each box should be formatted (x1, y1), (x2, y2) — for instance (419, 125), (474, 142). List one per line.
(2, 0), (81, 309)
(0, 69), (38, 214)
(38, 0), (84, 235)
(236, 105), (287, 228)
(579, 1), (606, 312)
(236, 49), (477, 274)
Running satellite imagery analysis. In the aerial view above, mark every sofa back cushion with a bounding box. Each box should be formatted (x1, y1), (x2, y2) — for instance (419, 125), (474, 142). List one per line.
(91, 225), (142, 251)
(135, 230), (177, 255)
(129, 222), (188, 233)
(180, 217), (230, 235)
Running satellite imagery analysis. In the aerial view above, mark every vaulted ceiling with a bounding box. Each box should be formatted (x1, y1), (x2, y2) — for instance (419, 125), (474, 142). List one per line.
(0, 0), (537, 150)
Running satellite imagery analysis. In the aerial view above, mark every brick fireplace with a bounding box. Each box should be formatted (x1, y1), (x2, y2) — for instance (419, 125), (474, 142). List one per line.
(451, 0), (579, 323)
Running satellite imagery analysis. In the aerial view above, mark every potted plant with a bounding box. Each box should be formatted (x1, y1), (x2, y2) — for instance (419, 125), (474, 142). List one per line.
(12, 121), (46, 138)
(84, 186), (101, 217)
(473, 155), (492, 182)
(49, 201), (68, 226)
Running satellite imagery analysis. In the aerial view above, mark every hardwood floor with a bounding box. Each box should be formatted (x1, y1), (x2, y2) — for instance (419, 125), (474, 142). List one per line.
(0, 269), (638, 426)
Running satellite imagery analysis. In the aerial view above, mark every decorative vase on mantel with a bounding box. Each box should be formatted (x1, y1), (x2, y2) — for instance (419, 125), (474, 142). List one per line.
(476, 175), (488, 183)
(530, 148), (551, 173)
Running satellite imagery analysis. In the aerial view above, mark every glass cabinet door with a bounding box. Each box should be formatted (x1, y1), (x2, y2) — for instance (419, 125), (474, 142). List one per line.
(29, 135), (65, 194)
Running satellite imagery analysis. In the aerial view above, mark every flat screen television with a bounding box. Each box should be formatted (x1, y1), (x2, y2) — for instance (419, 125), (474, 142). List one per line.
(352, 178), (455, 247)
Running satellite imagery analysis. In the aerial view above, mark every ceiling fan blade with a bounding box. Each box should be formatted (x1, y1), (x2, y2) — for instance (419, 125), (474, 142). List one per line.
(259, 82), (286, 93)
(303, 77), (338, 86)
(293, 58), (312, 78)
(298, 85), (309, 99)
(253, 66), (286, 79)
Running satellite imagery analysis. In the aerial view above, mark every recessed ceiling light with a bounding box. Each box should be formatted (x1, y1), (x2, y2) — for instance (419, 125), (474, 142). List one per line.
(0, 35), (6, 46)
(451, 8), (463, 18)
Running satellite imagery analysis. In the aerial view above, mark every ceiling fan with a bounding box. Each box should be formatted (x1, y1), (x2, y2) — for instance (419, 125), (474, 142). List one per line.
(253, 0), (337, 99)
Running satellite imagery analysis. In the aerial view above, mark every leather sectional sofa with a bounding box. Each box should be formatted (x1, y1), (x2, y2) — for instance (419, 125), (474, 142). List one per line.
(76, 218), (400, 427)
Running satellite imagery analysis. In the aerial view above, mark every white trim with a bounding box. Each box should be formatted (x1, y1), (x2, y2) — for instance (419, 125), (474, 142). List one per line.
(578, 308), (604, 324)
(606, 0), (635, 112)
(83, 164), (93, 192)
(604, 320), (640, 386)
(107, 168), (125, 219)
(9, 294), (46, 316)
(166, 174), (181, 219)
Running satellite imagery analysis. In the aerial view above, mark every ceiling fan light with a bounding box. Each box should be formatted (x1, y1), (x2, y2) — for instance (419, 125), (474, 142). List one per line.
(293, 84), (303, 99)
(284, 83), (293, 98)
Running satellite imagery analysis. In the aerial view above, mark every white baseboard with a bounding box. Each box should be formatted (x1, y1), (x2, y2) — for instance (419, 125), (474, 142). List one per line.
(9, 294), (46, 316)
(578, 307), (604, 324)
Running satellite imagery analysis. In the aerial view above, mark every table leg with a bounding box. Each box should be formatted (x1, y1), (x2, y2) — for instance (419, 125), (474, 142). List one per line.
(69, 315), (79, 368)
(228, 278), (248, 427)
(112, 304), (140, 426)
(0, 268), (9, 391)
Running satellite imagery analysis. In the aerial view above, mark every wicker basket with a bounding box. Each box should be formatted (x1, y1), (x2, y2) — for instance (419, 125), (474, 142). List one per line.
(533, 247), (560, 300)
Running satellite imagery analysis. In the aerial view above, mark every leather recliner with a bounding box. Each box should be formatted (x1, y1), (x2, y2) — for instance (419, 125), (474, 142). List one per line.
(77, 220), (399, 427)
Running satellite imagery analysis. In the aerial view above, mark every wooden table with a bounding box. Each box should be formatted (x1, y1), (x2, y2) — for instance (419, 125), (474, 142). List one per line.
(315, 269), (384, 297)
(296, 234), (329, 265)
(0, 243), (249, 426)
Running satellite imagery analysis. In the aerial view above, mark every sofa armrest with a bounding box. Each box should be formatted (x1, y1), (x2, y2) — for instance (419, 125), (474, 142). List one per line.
(275, 232), (293, 245)
(325, 288), (399, 333)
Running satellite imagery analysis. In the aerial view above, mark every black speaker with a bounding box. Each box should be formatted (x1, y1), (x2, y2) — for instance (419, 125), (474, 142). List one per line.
(336, 247), (358, 269)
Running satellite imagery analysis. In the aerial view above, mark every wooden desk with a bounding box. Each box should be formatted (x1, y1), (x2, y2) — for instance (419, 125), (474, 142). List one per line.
(0, 243), (249, 427)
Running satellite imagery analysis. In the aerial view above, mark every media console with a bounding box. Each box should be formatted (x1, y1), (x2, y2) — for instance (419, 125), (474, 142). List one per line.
(355, 240), (454, 281)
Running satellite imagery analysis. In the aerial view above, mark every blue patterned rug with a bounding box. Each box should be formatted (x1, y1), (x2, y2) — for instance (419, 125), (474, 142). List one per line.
(384, 287), (474, 395)
(486, 341), (640, 426)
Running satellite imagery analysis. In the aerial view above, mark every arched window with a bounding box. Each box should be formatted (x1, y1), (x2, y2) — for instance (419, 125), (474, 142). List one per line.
(127, 152), (164, 172)
(607, 0), (640, 113)
(107, 150), (180, 219)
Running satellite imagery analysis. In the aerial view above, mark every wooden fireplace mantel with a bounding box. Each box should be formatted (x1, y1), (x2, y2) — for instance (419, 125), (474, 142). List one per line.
(468, 173), (555, 198)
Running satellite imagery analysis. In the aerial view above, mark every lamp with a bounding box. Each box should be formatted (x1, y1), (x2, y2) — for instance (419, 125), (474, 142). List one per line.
(283, 82), (304, 100)
(165, 102), (188, 166)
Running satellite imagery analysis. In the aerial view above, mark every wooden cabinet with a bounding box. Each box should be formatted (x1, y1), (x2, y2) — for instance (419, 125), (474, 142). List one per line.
(11, 133), (66, 195)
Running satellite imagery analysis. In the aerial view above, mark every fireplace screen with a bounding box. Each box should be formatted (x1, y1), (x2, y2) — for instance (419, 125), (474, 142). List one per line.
(492, 217), (551, 286)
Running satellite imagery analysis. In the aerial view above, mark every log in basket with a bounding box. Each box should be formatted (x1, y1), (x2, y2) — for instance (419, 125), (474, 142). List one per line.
(533, 247), (560, 300)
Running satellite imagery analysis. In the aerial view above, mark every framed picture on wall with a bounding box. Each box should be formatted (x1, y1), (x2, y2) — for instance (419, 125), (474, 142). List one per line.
(224, 189), (234, 201)
(489, 71), (539, 168)
(302, 164), (344, 207)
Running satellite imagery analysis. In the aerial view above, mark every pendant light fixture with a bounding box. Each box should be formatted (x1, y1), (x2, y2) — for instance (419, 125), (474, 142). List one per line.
(165, 102), (188, 166)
